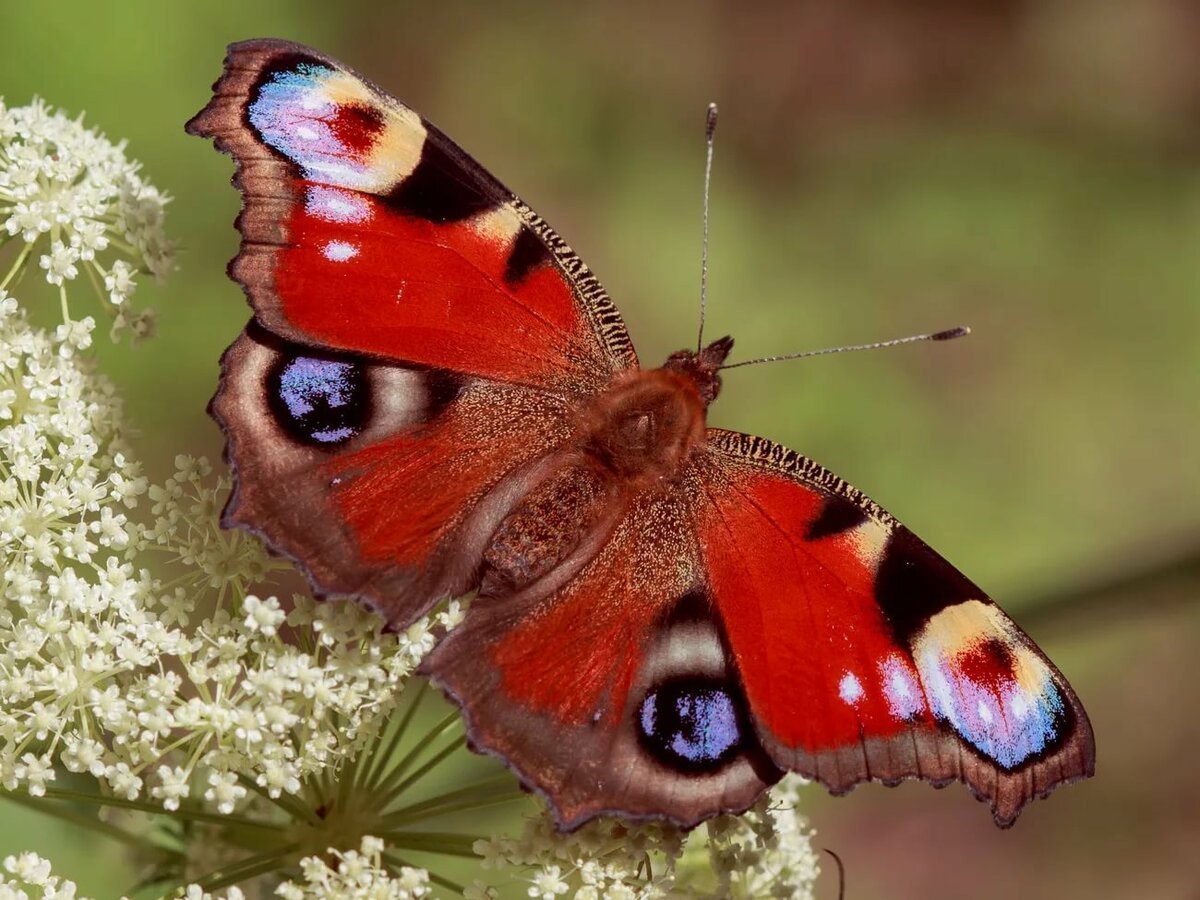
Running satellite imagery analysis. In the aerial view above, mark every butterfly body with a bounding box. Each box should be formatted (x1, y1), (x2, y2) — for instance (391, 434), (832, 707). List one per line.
(189, 38), (1093, 831)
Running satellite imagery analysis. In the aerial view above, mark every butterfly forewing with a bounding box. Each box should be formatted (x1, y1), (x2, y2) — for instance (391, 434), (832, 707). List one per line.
(187, 38), (637, 392)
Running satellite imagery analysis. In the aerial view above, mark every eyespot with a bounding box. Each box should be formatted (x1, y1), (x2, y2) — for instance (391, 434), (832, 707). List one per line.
(267, 353), (369, 446)
(637, 679), (743, 771)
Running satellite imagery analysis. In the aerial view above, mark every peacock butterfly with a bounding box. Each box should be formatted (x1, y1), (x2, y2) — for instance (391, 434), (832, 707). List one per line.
(187, 38), (1094, 830)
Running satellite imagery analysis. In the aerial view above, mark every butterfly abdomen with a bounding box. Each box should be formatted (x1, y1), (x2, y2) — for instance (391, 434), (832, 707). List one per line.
(482, 464), (616, 592)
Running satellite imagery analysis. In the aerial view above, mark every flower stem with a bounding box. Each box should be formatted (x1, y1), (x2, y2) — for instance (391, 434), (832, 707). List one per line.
(0, 790), (180, 854)
(364, 681), (427, 791)
(0, 241), (33, 291)
(192, 841), (302, 893)
(240, 771), (323, 829)
(26, 786), (284, 831)
(377, 778), (526, 829)
(382, 851), (464, 894)
(383, 735), (467, 800)
(385, 830), (483, 858)
(374, 711), (461, 804)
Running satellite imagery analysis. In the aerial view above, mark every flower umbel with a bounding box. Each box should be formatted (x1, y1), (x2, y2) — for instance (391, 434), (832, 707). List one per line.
(1, 851), (247, 900)
(468, 777), (819, 899)
(0, 99), (172, 338)
(277, 836), (431, 899)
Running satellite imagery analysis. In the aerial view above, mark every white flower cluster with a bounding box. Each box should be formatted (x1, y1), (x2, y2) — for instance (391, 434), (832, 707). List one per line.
(0, 852), (245, 900)
(276, 837), (430, 900)
(0, 852), (86, 900)
(703, 777), (821, 899)
(470, 779), (819, 900)
(142, 455), (273, 598)
(0, 295), (142, 570)
(0, 99), (172, 338)
(472, 814), (683, 899)
(0, 298), (461, 813)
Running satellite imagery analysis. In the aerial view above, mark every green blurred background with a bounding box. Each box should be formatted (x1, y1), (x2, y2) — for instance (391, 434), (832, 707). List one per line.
(3, 1), (1198, 896)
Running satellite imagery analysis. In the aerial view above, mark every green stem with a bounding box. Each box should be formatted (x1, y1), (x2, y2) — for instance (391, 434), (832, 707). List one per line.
(383, 735), (467, 801)
(0, 790), (179, 854)
(335, 733), (361, 818)
(193, 841), (302, 893)
(366, 682), (427, 790)
(378, 774), (514, 819)
(378, 782), (526, 830)
(0, 241), (34, 291)
(97, 228), (138, 256)
(83, 260), (111, 310)
(27, 786), (283, 831)
(388, 790), (528, 828)
(237, 772), (321, 828)
(382, 852), (464, 894)
(375, 711), (461, 804)
(385, 831), (483, 858)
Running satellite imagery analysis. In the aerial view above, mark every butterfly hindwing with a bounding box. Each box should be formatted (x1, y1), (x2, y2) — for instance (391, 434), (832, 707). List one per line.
(187, 38), (636, 392)
(214, 322), (575, 623)
(421, 428), (1093, 829)
(421, 480), (780, 830)
(695, 429), (1096, 826)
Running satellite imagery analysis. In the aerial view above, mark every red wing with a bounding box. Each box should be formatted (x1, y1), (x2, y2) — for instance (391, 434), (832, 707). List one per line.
(695, 429), (1095, 826)
(421, 484), (779, 830)
(187, 39), (636, 392)
(213, 323), (573, 625)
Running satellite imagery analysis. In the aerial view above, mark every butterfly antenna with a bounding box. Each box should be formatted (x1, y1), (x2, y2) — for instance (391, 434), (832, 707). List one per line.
(823, 848), (847, 900)
(697, 102), (718, 353)
(720, 325), (971, 370)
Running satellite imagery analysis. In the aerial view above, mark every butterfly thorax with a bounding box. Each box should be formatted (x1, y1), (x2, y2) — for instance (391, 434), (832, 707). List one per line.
(581, 372), (706, 489)
(480, 352), (726, 596)
(576, 336), (732, 488)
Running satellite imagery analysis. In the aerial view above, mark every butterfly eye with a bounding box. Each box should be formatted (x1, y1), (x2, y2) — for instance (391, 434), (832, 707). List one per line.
(638, 679), (744, 771)
(268, 353), (369, 446)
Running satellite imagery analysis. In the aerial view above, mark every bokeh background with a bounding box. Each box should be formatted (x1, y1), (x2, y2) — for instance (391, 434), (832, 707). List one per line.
(3, 1), (1199, 897)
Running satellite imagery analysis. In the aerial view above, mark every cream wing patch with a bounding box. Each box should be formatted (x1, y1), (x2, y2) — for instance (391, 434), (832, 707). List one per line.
(248, 63), (426, 194)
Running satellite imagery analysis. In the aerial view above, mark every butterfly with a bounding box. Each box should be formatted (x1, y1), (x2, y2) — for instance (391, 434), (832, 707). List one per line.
(187, 38), (1094, 831)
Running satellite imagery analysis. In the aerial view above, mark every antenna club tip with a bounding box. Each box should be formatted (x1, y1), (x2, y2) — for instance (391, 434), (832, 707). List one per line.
(705, 103), (719, 139)
(931, 325), (971, 341)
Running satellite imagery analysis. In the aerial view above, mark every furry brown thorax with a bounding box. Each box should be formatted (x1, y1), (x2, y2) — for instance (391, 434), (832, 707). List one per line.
(583, 336), (733, 484)
(482, 337), (733, 594)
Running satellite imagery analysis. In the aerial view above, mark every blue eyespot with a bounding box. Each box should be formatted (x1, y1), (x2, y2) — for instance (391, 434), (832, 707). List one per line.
(638, 680), (743, 771)
(269, 354), (367, 446)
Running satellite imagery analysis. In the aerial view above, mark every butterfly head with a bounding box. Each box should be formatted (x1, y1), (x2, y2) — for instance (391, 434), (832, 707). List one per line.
(664, 335), (733, 408)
